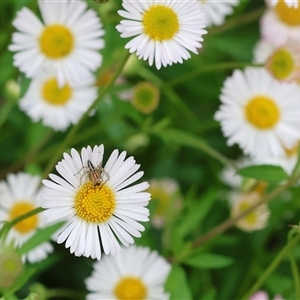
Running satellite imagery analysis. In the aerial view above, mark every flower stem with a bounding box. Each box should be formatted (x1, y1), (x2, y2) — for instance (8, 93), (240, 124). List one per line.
(167, 62), (260, 87)
(43, 51), (131, 178)
(288, 229), (300, 299)
(241, 229), (300, 300)
(192, 175), (300, 248)
(0, 207), (44, 242)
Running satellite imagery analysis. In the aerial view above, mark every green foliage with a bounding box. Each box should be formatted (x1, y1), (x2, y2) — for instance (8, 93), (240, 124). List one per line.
(237, 165), (289, 184)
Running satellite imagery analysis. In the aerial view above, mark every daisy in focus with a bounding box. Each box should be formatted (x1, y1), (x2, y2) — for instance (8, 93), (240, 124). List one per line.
(9, 0), (105, 86)
(268, 0), (298, 8)
(85, 245), (171, 300)
(0, 173), (53, 263)
(19, 69), (97, 131)
(199, 0), (239, 27)
(42, 145), (150, 260)
(230, 192), (270, 232)
(116, 0), (207, 69)
(261, 0), (300, 46)
(214, 67), (300, 159)
(148, 178), (181, 229)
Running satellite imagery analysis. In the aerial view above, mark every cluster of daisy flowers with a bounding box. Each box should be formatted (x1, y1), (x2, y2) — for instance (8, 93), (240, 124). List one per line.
(215, 0), (300, 232)
(216, 0), (300, 169)
(7, 0), (243, 131)
(9, 0), (105, 131)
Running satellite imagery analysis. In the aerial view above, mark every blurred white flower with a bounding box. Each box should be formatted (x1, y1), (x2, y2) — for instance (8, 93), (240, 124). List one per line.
(214, 67), (300, 159)
(9, 0), (105, 86)
(85, 245), (171, 300)
(19, 69), (97, 131)
(0, 173), (53, 263)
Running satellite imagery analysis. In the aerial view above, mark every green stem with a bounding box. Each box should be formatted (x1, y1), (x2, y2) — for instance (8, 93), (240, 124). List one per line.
(168, 62), (260, 87)
(43, 51), (131, 178)
(156, 128), (236, 170)
(46, 288), (85, 299)
(193, 175), (300, 248)
(288, 229), (300, 299)
(0, 95), (19, 130)
(242, 230), (300, 300)
(0, 207), (44, 242)
(208, 6), (265, 36)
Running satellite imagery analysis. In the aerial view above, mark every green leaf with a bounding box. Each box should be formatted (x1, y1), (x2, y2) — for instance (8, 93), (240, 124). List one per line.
(157, 129), (234, 169)
(183, 253), (234, 269)
(165, 265), (192, 300)
(6, 268), (36, 296)
(17, 221), (64, 255)
(237, 165), (289, 184)
(177, 189), (217, 238)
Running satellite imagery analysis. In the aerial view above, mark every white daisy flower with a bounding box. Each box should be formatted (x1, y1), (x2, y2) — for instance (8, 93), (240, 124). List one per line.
(19, 69), (97, 132)
(0, 173), (53, 264)
(254, 40), (300, 82)
(116, 0), (207, 69)
(230, 192), (270, 232)
(85, 245), (171, 300)
(268, 0), (299, 8)
(42, 145), (150, 260)
(199, 0), (239, 27)
(9, 0), (105, 86)
(214, 67), (300, 159)
(261, 1), (300, 46)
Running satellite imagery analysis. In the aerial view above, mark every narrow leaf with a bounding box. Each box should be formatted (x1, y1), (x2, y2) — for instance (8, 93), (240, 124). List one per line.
(184, 253), (233, 269)
(165, 265), (192, 300)
(17, 221), (64, 255)
(6, 268), (36, 296)
(237, 165), (289, 184)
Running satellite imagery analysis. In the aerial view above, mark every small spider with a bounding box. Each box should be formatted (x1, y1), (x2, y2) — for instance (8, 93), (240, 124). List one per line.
(76, 160), (110, 187)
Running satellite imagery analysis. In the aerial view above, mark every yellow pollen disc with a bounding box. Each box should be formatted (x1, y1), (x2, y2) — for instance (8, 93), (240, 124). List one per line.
(244, 96), (280, 130)
(142, 5), (179, 41)
(39, 24), (74, 59)
(267, 48), (294, 80)
(275, 0), (300, 26)
(74, 182), (116, 223)
(9, 202), (38, 234)
(42, 78), (72, 105)
(114, 276), (147, 300)
(239, 202), (257, 225)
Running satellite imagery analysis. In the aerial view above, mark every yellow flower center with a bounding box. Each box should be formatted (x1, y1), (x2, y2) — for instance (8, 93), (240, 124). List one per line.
(244, 96), (280, 130)
(74, 182), (116, 223)
(267, 48), (295, 80)
(239, 202), (257, 225)
(39, 24), (74, 59)
(274, 0), (300, 26)
(9, 202), (38, 234)
(114, 276), (147, 300)
(142, 5), (179, 41)
(42, 78), (72, 105)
